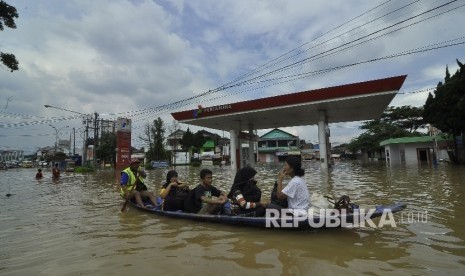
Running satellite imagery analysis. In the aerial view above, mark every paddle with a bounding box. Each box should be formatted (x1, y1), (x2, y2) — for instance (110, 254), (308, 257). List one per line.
(120, 173), (141, 212)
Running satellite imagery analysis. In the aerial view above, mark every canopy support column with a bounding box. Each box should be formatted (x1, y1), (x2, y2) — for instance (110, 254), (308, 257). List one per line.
(230, 129), (238, 173)
(248, 124), (255, 167)
(318, 110), (330, 169)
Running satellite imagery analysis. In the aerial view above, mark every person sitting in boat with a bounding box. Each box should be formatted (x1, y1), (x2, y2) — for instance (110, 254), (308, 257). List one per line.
(160, 170), (190, 211)
(120, 159), (157, 208)
(227, 166), (268, 217)
(271, 156), (309, 216)
(193, 168), (228, 215)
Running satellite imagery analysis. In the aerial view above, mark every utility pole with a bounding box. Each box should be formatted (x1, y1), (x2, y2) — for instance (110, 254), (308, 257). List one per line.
(83, 116), (91, 165)
(73, 127), (76, 155)
(44, 105), (106, 167)
(48, 124), (69, 155)
(93, 112), (99, 167)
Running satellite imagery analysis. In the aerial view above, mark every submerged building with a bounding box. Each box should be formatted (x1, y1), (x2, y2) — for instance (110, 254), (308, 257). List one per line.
(380, 135), (451, 166)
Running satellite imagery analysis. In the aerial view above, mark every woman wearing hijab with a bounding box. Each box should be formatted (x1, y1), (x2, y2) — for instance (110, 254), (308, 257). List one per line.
(160, 170), (190, 211)
(274, 156), (309, 216)
(227, 166), (268, 217)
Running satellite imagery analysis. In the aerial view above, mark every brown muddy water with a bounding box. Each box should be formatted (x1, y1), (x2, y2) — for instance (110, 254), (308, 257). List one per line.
(1, 161), (464, 275)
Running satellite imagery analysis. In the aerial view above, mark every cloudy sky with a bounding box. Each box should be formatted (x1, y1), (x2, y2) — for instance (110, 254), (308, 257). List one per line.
(1, 0), (464, 154)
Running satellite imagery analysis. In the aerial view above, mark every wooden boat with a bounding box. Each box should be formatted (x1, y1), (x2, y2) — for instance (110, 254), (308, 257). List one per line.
(127, 199), (407, 230)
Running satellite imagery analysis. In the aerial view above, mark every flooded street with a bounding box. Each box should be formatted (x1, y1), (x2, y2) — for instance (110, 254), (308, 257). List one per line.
(1, 161), (464, 275)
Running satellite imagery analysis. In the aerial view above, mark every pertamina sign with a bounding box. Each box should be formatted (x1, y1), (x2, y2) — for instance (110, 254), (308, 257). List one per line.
(116, 118), (132, 175)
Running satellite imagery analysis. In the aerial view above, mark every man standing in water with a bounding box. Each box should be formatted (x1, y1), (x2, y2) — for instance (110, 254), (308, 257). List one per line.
(52, 163), (60, 179)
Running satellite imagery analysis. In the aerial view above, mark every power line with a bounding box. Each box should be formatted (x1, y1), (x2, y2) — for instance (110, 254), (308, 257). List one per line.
(0, 114), (82, 128)
(112, 0), (464, 123)
(3, 1), (464, 129)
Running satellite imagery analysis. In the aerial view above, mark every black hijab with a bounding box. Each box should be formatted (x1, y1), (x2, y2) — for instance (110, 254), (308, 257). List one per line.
(227, 166), (260, 201)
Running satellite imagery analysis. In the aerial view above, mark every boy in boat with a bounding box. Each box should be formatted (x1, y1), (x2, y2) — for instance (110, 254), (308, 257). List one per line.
(193, 168), (228, 214)
(120, 159), (157, 208)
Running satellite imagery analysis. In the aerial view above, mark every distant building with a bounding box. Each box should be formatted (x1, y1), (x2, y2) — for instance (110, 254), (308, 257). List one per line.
(166, 129), (186, 151)
(380, 135), (451, 166)
(301, 142), (316, 160)
(200, 140), (215, 154)
(197, 130), (229, 162)
(166, 129), (230, 165)
(258, 128), (300, 163)
(197, 130), (229, 148)
(0, 149), (24, 162)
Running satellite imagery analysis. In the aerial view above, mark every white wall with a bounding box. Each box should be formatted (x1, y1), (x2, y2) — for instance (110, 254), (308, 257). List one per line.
(386, 144), (401, 164)
(385, 142), (435, 165)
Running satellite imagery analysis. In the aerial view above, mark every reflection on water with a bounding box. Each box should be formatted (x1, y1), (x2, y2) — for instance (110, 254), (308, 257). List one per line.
(1, 161), (465, 275)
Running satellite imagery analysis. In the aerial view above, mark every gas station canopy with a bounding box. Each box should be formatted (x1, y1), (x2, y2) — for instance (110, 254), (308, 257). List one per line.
(171, 75), (407, 131)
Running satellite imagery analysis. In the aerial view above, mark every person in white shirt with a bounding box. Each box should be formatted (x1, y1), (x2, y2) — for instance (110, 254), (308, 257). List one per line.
(275, 156), (309, 216)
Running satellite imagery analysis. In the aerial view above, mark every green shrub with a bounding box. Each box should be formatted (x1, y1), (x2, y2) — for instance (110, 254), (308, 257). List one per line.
(191, 161), (201, 167)
(74, 166), (95, 173)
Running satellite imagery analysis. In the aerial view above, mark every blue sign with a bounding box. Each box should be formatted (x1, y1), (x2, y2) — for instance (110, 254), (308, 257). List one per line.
(151, 160), (169, 168)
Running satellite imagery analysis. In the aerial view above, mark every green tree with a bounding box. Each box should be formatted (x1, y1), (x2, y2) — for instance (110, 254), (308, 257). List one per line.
(0, 0), (19, 72)
(192, 131), (207, 153)
(382, 106), (425, 133)
(152, 117), (166, 160)
(140, 117), (167, 161)
(96, 132), (116, 165)
(424, 60), (465, 164)
(179, 127), (194, 150)
(179, 129), (207, 155)
(348, 105), (423, 156)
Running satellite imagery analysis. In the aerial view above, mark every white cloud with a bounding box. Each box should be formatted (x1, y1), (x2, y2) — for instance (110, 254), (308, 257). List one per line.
(1, 0), (465, 152)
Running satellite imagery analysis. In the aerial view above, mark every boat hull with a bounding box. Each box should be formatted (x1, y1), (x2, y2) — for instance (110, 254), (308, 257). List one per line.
(127, 200), (406, 230)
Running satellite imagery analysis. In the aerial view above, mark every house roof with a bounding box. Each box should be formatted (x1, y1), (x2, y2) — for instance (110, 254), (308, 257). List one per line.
(260, 128), (297, 140)
(380, 135), (450, 146)
(171, 75), (407, 131)
(258, 146), (299, 153)
(168, 129), (186, 138)
(202, 140), (215, 148)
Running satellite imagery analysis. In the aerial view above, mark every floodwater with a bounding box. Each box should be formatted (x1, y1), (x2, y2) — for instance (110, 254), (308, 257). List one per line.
(1, 161), (464, 275)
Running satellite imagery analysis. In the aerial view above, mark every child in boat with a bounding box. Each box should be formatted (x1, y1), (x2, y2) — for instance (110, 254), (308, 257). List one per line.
(227, 166), (268, 216)
(160, 170), (190, 211)
(193, 168), (228, 214)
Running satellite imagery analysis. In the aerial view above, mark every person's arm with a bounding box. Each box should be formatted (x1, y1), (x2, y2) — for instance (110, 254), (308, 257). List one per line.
(233, 190), (257, 209)
(177, 181), (189, 189)
(160, 182), (178, 198)
(276, 169), (287, 200)
(138, 167), (147, 179)
(200, 187), (226, 205)
(121, 186), (131, 199)
(200, 196), (226, 205)
(120, 172), (132, 199)
(215, 187), (227, 203)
